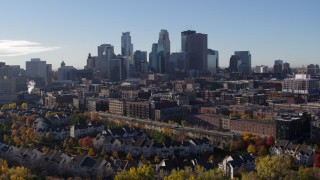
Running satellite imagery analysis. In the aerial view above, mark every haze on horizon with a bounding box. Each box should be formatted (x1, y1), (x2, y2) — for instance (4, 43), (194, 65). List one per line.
(0, 0), (319, 69)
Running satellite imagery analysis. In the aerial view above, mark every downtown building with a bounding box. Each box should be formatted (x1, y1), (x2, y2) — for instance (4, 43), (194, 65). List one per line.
(26, 58), (52, 87)
(229, 51), (251, 75)
(282, 74), (319, 102)
(181, 30), (208, 76)
(97, 44), (115, 79)
(149, 29), (170, 74)
(208, 49), (219, 75)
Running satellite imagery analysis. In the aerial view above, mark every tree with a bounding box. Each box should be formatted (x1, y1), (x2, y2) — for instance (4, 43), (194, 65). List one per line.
(0, 159), (35, 179)
(256, 155), (293, 179)
(266, 135), (275, 148)
(112, 151), (119, 159)
(257, 145), (268, 156)
(42, 147), (49, 154)
(78, 136), (93, 147)
(114, 165), (154, 180)
(91, 113), (101, 121)
(88, 148), (95, 157)
(154, 156), (161, 163)
(314, 151), (320, 167)
(247, 144), (256, 154)
(297, 167), (313, 180)
(21, 103), (28, 109)
(126, 152), (133, 161)
(140, 155), (147, 164)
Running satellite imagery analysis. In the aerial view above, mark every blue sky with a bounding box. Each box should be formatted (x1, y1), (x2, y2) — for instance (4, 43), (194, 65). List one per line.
(0, 0), (319, 69)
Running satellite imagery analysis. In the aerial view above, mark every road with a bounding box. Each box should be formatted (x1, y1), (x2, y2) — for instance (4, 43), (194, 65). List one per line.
(99, 112), (235, 139)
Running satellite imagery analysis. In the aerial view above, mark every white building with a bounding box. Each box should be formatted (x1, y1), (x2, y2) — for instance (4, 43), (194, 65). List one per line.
(282, 74), (319, 96)
(255, 65), (268, 73)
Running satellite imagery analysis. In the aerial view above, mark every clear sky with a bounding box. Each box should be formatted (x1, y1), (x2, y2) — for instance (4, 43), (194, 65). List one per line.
(0, 0), (319, 69)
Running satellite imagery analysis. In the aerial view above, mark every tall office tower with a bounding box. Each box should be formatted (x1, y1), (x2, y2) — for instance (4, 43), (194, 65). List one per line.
(255, 65), (268, 73)
(121, 32), (134, 62)
(26, 58), (49, 87)
(181, 30), (208, 76)
(229, 55), (240, 72)
(169, 52), (187, 73)
(273, 60), (283, 73)
(0, 63), (21, 79)
(234, 51), (251, 74)
(133, 50), (147, 74)
(282, 62), (291, 74)
(158, 29), (170, 73)
(307, 64), (320, 75)
(46, 64), (52, 84)
(121, 32), (134, 77)
(97, 44), (115, 79)
(207, 49), (219, 75)
(149, 43), (165, 73)
(109, 57), (127, 82)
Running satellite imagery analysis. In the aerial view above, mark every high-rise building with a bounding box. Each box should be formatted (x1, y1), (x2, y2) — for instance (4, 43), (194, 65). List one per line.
(97, 44), (115, 78)
(133, 50), (147, 75)
(273, 60), (283, 74)
(158, 29), (170, 73)
(121, 32), (134, 63)
(207, 49), (219, 75)
(85, 53), (98, 70)
(149, 43), (158, 73)
(307, 64), (320, 75)
(234, 51), (251, 74)
(26, 58), (50, 87)
(109, 57), (127, 82)
(181, 30), (208, 76)
(149, 43), (165, 73)
(255, 65), (268, 73)
(282, 62), (291, 74)
(58, 61), (76, 80)
(169, 52), (187, 73)
(0, 63), (21, 79)
(229, 55), (240, 72)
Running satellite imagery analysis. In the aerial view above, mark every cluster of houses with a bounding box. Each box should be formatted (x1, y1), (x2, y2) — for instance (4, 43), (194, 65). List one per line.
(0, 142), (139, 178)
(0, 141), (215, 178)
(32, 117), (104, 140)
(93, 127), (214, 159)
(270, 140), (315, 167)
(219, 140), (315, 179)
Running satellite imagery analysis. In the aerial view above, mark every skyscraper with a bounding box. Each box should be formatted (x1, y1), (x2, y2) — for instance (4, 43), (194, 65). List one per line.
(181, 30), (208, 76)
(207, 49), (219, 75)
(273, 60), (283, 74)
(109, 57), (127, 82)
(97, 44), (115, 78)
(133, 50), (147, 74)
(234, 51), (251, 74)
(158, 29), (170, 73)
(121, 32), (133, 61)
(26, 58), (50, 87)
(149, 43), (159, 73)
(229, 55), (240, 72)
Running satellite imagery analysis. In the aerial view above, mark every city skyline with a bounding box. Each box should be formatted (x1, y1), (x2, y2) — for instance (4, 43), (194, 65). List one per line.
(0, 0), (319, 69)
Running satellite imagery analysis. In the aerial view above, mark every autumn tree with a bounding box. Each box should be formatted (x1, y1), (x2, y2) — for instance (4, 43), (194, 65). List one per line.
(257, 145), (268, 156)
(314, 151), (320, 167)
(78, 136), (93, 147)
(266, 135), (275, 148)
(114, 165), (154, 180)
(126, 152), (133, 161)
(88, 148), (95, 157)
(154, 156), (161, 163)
(247, 144), (256, 154)
(256, 155), (293, 179)
(112, 151), (119, 159)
